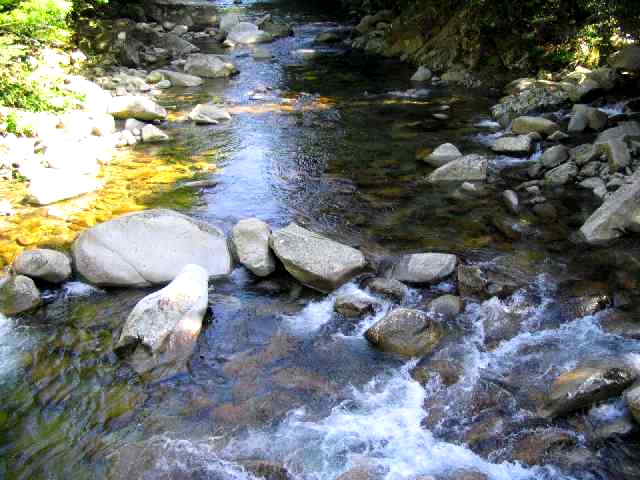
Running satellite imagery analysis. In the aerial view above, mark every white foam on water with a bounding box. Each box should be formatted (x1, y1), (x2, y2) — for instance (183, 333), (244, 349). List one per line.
(387, 88), (431, 98)
(61, 281), (104, 298)
(598, 102), (625, 117)
(472, 131), (505, 147)
(281, 283), (384, 336)
(218, 362), (570, 480)
(475, 119), (501, 128)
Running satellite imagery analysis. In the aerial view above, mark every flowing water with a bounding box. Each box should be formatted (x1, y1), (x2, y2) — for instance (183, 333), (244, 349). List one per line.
(2, 1), (640, 479)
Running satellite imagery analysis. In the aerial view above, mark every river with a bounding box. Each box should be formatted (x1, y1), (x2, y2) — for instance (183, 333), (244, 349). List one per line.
(1, 0), (639, 478)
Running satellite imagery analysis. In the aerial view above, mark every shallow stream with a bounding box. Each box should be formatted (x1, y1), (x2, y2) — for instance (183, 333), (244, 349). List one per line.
(2, 1), (640, 479)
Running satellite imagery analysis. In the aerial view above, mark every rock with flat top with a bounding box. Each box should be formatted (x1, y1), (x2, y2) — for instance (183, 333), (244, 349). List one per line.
(270, 223), (366, 292)
(108, 96), (167, 121)
(231, 218), (276, 277)
(392, 253), (457, 283)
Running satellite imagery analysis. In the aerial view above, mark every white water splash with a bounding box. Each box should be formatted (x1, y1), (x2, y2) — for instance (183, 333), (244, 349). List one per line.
(0, 313), (37, 385)
(475, 119), (501, 128)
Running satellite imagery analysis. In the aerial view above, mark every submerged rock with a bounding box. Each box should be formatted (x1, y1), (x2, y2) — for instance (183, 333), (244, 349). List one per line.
(231, 218), (276, 277)
(545, 365), (636, 417)
(154, 69), (203, 87)
(13, 249), (71, 284)
(427, 294), (462, 318)
(188, 104), (231, 124)
(365, 277), (408, 302)
(116, 264), (208, 374)
(73, 209), (233, 287)
(0, 275), (41, 315)
(422, 143), (462, 167)
(365, 308), (443, 357)
(392, 253), (457, 284)
(334, 294), (378, 318)
(270, 223), (366, 292)
(184, 53), (237, 78)
(427, 154), (487, 182)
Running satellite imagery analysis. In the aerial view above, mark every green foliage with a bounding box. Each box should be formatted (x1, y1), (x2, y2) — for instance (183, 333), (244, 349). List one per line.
(5, 111), (35, 136)
(0, 0), (72, 42)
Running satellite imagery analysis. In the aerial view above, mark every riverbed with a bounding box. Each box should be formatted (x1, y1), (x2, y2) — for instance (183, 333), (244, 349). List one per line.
(1, 0), (640, 479)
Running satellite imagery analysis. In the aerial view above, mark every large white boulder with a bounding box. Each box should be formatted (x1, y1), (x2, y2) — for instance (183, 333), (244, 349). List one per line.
(27, 169), (102, 206)
(116, 264), (209, 374)
(270, 223), (366, 292)
(231, 218), (276, 277)
(72, 209), (233, 287)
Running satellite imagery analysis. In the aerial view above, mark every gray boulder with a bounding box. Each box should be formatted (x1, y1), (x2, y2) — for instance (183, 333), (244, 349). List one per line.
(423, 143), (462, 167)
(108, 96), (167, 121)
(188, 104), (231, 124)
(231, 218), (276, 277)
(540, 145), (569, 169)
(579, 169), (640, 245)
(609, 46), (640, 72)
(364, 308), (444, 356)
(596, 121), (640, 143)
(270, 223), (366, 292)
(427, 154), (487, 182)
(511, 116), (560, 136)
(544, 162), (577, 186)
(334, 294), (378, 318)
(545, 365), (635, 417)
(13, 249), (71, 283)
(72, 209), (233, 287)
(492, 135), (533, 155)
(411, 66), (432, 82)
(154, 69), (203, 87)
(184, 54), (237, 78)
(366, 277), (408, 301)
(393, 253), (457, 284)
(597, 139), (631, 172)
(0, 275), (41, 315)
(572, 143), (599, 165)
(427, 294), (463, 318)
(116, 264), (208, 374)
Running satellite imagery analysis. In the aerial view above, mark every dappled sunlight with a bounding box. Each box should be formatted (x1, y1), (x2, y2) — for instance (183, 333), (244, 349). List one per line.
(0, 146), (219, 266)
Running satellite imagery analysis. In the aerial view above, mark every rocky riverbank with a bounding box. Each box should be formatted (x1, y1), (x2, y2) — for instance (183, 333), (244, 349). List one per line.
(4, 1), (640, 479)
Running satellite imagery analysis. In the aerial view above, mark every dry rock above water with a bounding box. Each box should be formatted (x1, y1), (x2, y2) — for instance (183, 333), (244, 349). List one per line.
(231, 218), (276, 277)
(72, 209), (233, 287)
(365, 308), (444, 357)
(0, 275), (41, 315)
(270, 223), (366, 292)
(13, 249), (71, 284)
(116, 263), (209, 374)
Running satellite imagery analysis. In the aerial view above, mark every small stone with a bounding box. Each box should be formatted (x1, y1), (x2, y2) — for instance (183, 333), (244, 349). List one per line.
(492, 135), (533, 155)
(411, 66), (432, 82)
(335, 295), (378, 318)
(541, 145), (569, 169)
(141, 124), (169, 143)
(392, 253), (457, 284)
(511, 116), (560, 136)
(545, 162), (578, 186)
(548, 131), (569, 142)
(366, 277), (408, 301)
(427, 294), (462, 318)
(422, 143), (462, 167)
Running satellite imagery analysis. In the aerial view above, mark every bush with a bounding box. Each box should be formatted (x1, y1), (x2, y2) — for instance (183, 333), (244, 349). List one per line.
(0, 0), (72, 42)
